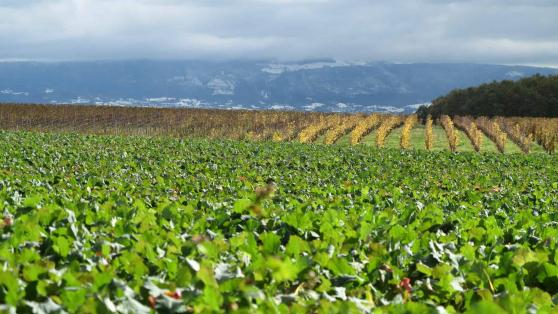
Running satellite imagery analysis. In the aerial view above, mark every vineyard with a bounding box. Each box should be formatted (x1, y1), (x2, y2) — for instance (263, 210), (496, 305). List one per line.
(1, 130), (558, 313)
(1, 104), (557, 154)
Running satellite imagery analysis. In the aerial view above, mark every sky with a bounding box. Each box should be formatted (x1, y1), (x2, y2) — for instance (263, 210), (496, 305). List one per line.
(0, 0), (557, 67)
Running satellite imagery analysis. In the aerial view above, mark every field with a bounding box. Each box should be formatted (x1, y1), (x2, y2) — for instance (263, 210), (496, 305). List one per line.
(1, 130), (558, 313)
(0, 104), (557, 154)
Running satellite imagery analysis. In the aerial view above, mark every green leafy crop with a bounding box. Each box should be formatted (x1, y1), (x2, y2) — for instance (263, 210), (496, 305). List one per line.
(1, 130), (558, 313)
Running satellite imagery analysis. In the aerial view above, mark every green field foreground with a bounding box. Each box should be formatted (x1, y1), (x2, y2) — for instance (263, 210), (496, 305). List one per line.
(1, 131), (558, 313)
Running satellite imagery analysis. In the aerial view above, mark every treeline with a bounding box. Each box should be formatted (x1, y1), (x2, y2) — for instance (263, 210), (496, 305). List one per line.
(417, 74), (558, 119)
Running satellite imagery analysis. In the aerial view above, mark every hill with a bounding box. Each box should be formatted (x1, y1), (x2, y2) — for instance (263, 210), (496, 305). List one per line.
(419, 75), (558, 118)
(1, 60), (557, 113)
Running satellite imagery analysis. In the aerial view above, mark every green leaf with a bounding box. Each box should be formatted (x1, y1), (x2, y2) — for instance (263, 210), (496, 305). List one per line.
(328, 258), (355, 276)
(285, 236), (310, 256)
(233, 199), (252, 213)
(432, 263), (452, 279)
(466, 300), (506, 314)
(23, 195), (42, 208)
(198, 263), (218, 288)
(513, 248), (538, 267)
(22, 264), (47, 282)
(201, 285), (223, 311)
(266, 257), (300, 282)
(260, 232), (281, 254)
(53, 237), (70, 257)
(0, 271), (23, 306)
(416, 263), (432, 276)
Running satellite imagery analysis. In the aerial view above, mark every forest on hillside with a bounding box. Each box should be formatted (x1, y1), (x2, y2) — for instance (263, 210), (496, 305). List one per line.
(418, 74), (558, 119)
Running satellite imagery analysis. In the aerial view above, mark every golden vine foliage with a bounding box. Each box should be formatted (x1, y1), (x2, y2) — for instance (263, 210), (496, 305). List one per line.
(376, 115), (402, 148)
(499, 119), (532, 153)
(468, 122), (483, 152)
(2, 104), (557, 154)
(272, 122), (298, 142)
(513, 117), (558, 154)
(324, 115), (361, 145)
(400, 115), (418, 149)
(272, 132), (283, 142)
(0, 103), (331, 141)
(476, 117), (507, 153)
(454, 116), (483, 152)
(425, 115), (434, 151)
(532, 118), (558, 153)
(349, 114), (380, 145)
(298, 115), (341, 144)
(440, 115), (459, 152)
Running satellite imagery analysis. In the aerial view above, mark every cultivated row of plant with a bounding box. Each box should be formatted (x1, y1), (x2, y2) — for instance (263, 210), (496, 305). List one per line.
(298, 115), (344, 144)
(0, 103), (326, 141)
(517, 117), (558, 154)
(349, 114), (381, 145)
(375, 116), (403, 148)
(499, 119), (533, 154)
(399, 115), (418, 150)
(440, 115), (459, 152)
(1, 104), (557, 153)
(476, 117), (508, 153)
(453, 116), (483, 152)
(425, 115), (434, 151)
(1, 131), (558, 313)
(324, 115), (361, 145)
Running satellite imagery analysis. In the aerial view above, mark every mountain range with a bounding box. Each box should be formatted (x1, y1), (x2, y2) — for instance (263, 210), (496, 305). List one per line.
(1, 59), (557, 113)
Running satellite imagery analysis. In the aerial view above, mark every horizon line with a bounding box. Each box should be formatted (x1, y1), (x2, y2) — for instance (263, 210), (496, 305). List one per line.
(0, 58), (556, 69)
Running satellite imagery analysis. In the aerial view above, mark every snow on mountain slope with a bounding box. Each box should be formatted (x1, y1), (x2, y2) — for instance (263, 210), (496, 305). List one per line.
(0, 60), (556, 113)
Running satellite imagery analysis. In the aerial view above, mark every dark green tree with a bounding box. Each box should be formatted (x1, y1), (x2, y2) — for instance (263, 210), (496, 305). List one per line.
(420, 75), (558, 118)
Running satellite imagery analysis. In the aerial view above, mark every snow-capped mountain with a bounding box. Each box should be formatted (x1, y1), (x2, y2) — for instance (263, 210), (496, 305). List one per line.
(0, 59), (556, 113)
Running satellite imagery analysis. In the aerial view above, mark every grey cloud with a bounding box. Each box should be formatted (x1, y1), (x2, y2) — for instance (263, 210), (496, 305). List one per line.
(0, 0), (556, 66)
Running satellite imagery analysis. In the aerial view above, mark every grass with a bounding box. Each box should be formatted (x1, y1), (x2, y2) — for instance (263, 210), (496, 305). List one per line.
(334, 125), (547, 154)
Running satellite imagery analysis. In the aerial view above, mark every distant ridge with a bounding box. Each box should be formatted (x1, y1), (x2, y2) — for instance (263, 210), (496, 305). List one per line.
(1, 60), (557, 113)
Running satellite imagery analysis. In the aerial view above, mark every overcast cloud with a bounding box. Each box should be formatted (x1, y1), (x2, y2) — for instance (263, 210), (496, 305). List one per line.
(0, 0), (557, 66)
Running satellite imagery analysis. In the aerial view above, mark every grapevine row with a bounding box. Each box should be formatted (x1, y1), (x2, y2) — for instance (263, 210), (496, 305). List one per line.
(440, 115), (459, 152)
(1, 104), (557, 153)
(476, 117), (507, 153)
(498, 118), (532, 154)
(324, 115), (361, 145)
(400, 115), (418, 149)
(349, 114), (381, 145)
(376, 116), (402, 148)
(519, 118), (558, 154)
(425, 115), (434, 151)
(298, 115), (342, 144)
(453, 116), (483, 152)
